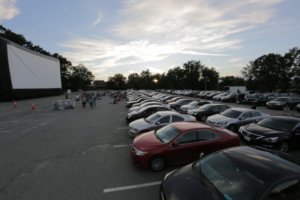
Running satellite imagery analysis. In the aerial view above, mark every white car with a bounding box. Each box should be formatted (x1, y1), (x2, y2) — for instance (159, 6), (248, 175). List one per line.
(128, 111), (196, 137)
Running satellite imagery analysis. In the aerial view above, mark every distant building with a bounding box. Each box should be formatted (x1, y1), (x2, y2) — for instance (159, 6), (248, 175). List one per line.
(94, 80), (106, 89)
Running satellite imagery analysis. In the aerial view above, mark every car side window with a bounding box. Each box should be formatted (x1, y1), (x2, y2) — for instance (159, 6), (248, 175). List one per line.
(265, 179), (300, 200)
(177, 131), (197, 144)
(211, 106), (219, 112)
(158, 116), (170, 124)
(196, 130), (219, 141)
(172, 115), (184, 122)
(220, 106), (229, 112)
(241, 112), (252, 119)
(251, 111), (261, 117)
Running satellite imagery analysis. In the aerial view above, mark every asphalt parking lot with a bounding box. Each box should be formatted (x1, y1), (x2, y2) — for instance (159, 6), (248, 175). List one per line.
(0, 93), (299, 200)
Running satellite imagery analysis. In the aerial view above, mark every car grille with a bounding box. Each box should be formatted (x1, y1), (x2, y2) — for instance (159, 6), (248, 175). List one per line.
(241, 129), (264, 140)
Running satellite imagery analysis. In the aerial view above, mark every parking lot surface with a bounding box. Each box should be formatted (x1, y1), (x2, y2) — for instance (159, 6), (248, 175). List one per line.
(0, 94), (299, 200)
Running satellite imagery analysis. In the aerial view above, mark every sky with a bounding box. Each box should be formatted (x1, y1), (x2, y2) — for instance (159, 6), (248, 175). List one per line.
(0, 0), (300, 81)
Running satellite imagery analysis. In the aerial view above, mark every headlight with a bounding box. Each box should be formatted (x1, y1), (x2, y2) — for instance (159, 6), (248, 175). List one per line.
(263, 137), (278, 143)
(266, 102), (270, 106)
(134, 147), (148, 156)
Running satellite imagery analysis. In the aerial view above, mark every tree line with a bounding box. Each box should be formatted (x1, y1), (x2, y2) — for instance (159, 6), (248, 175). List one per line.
(1, 25), (299, 92)
(107, 48), (300, 93)
(0, 25), (94, 91)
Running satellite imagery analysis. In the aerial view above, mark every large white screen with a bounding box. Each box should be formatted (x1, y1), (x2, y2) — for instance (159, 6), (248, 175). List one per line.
(7, 44), (62, 89)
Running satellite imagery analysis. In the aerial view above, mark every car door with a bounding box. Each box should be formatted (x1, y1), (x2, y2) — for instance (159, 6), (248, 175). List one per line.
(171, 115), (184, 122)
(237, 111), (254, 127)
(167, 131), (198, 165)
(154, 116), (171, 130)
(168, 130), (222, 165)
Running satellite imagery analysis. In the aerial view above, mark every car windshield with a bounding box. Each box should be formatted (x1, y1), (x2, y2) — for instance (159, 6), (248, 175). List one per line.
(188, 101), (198, 106)
(196, 152), (264, 200)
(258, 117), (299, 132)
(155, 125), (180, 143)
(222, 109), (242, 119)
(145, 113), (161, 123)
(274, 97), (289, 102)
(199, 104), (213, 111)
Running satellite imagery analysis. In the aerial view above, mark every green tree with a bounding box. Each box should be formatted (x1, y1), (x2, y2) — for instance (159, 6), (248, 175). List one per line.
(166, 67), (185, 89)
(182, 60), (204, 89)
(242, 53), (289, 92)
(200, 67), (219, 90)
(107, 74), (126, 89)
(127, 73), (141, 89)
(219, 76), (245, 90)
(69, 64), (94, 90)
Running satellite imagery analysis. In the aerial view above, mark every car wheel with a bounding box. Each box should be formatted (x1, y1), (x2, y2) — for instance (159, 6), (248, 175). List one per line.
(279, 142), (289, 152)
(150, 156), (165, 172)
(200, 115), (207, 122)
(228, 125), (237, 132)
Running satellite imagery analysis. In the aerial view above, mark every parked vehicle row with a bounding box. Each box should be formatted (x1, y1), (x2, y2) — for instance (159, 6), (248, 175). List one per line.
(126, 90), (300, 200)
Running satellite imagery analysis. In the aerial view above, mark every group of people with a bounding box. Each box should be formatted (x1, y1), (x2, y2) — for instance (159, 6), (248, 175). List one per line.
(81, 92), (100, 108)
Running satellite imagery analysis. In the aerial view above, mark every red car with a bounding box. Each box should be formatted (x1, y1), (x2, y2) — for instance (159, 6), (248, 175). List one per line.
(131, 122), (240, 171)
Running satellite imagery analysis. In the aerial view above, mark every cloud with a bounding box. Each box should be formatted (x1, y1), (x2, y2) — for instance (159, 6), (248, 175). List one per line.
(60, 0), (283, 79)
(91, 10), (103, 28)
(0, 0), (19, 21)
(229, 57), (242, 63)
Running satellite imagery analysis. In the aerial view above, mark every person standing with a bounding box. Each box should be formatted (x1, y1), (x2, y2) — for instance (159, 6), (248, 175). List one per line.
(82, 94), (87, 108)
(88, 95), (94, 109)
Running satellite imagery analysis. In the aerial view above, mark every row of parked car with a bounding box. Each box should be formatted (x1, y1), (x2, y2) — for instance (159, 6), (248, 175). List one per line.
(163, 89), (300, 110)
(124, 90), (300, 200)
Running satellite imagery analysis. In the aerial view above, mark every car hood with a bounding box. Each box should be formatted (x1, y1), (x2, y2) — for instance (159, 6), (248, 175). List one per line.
(181, 105), (195, 110)
(127, 110), (138, 117)
(243, 123), (283, 136)
(129, 118), (152, 131)
(128, 106), (139, 112)
(133, 131), (163, 151)
(207, 114), (234, 124)
(163, 163), (216, 200)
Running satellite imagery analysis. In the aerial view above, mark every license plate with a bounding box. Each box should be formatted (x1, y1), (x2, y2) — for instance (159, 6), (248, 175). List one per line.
(244, 136), (251, 142)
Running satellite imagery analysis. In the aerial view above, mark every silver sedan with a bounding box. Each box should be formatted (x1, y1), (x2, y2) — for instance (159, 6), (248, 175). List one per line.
(206, 107), (270, 132)
(128, 111), (196, 137)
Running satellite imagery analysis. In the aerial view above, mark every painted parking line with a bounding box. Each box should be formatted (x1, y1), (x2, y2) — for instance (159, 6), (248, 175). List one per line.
(112, 144), (130, 148)
(117, 127), (129, 130)
(103, 181), (161, 193)
(0, 130), (11, 134)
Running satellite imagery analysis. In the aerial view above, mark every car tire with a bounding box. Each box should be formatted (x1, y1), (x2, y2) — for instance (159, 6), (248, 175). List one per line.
(279, 141), (289, 152)
(150, 156), (165, 172)
(200, 115), (207, 122)
(228, 125), (237, 132)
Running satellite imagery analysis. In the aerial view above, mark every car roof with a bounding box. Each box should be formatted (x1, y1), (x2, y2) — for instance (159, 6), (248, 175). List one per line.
(229, 107), (258, 112)
(224, 146), (300, 182)
(268, 116), (300, 123)
(172, 122), (210, 132)
(156, 111), (180, 116)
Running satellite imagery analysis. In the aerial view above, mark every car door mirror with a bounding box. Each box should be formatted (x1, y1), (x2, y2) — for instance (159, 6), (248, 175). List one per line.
(239, 116), (245, 120)
(200, 152), (205, 158)
(171, 141), (179, 147)
(155, 121), (161, 125)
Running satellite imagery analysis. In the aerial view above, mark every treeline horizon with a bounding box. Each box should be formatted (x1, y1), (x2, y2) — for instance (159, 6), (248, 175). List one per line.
(1, 25), (299, 93)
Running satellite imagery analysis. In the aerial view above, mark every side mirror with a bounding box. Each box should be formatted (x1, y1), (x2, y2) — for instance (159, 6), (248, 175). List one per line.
(200, 153), (205, 158)
(171, 141), (179, 147)
(155, 121), (161, 125)
(239, 116), (245, 120)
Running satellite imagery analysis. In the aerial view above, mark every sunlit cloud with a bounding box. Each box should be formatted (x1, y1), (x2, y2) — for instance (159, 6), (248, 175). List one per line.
(91, 10), (103, 28)
(0, 0), (19, 21)
(60, 0), (284, 79)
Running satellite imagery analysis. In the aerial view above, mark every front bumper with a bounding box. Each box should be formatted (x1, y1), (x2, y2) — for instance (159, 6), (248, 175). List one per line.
(130, 145), (150, 168)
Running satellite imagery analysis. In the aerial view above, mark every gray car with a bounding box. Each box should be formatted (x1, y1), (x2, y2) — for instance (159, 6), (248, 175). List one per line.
(128, 111), (196, 137)
(206, 107), (270, 132)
